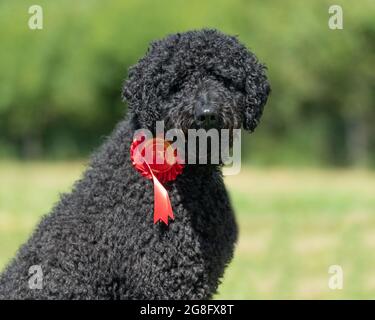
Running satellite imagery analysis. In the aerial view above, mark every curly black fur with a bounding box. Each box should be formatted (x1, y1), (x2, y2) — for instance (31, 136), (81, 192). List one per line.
(0, 29), (270, 299)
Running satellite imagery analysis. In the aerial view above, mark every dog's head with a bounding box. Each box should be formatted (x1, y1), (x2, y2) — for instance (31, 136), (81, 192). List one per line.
(123, 29), (270, 134)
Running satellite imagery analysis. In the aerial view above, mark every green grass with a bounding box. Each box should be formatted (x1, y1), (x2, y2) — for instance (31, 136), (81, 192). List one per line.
(1, 162), (375, 299)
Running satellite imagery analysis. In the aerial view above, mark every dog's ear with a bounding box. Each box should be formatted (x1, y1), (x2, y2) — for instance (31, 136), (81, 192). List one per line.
(121, 62), (160, 130)
(121, 34), (182, 130)
(242, 59), (271, 132)
(122, 66), (141, 111)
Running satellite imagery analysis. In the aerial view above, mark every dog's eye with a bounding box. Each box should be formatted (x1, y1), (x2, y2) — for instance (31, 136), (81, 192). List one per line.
(169, 83), (181, 94)
(213, 74), (242, 92)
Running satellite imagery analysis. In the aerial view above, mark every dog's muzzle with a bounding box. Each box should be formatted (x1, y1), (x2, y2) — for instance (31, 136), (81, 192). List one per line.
(194, 104), (219, 129)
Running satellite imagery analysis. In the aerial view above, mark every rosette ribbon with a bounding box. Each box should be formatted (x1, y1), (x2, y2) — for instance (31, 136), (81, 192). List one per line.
(130, 135), (184, 225)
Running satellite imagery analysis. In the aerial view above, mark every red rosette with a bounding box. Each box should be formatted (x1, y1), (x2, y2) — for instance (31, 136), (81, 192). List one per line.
(130, 135), (184, 184)
(130, 134), (184, 225)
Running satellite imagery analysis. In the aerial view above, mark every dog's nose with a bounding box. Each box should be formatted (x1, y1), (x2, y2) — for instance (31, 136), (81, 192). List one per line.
(195, 107), (219, 129)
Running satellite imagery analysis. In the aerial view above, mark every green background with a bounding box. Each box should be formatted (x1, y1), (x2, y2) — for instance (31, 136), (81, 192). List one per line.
(0, 0), (374, 166)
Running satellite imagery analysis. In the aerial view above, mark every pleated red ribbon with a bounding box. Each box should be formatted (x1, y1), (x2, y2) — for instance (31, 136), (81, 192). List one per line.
(130, 135), (184, 225)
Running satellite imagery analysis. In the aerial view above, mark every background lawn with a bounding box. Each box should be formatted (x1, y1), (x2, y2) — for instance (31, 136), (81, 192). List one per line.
(1, 162), (375, 299)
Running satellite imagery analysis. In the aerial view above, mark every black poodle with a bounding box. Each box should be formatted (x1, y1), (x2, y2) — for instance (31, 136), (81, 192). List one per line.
(0, 29), (270, 299)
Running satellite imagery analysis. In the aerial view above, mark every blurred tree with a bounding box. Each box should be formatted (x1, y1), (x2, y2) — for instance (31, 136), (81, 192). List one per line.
(0, 0), (374, 166)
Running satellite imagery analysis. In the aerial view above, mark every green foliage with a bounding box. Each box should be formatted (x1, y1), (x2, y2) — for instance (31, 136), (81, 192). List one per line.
(0, 0), (374, 165)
